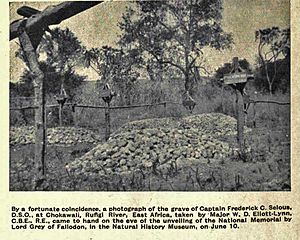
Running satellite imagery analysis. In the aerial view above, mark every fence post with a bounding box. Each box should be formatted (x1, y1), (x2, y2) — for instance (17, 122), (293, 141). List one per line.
(253, 93), (257, 128)
(221, 84), (225, 113)
(72, 104), (77, 127)
(236, 89), (245, 153)
(45, 105), (47, 128)
(59, 102), (63, 127)
(105, 102), (111, 141)
(253, 103), (256, 128)
(44, 105), (48, 145)
(21, 108), (27, 125)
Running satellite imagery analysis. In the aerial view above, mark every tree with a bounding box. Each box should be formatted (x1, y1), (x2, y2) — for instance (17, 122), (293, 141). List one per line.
(18, 62), (86, 99)
(40, 28), (83, 71)
(255, 27), (290, 95)
(254, 57), (290, 93)
(83, 46), (141, 105)
(15, 27), (86, 98)
(118, 0), (232, 96)
(39, 27), (84, 97)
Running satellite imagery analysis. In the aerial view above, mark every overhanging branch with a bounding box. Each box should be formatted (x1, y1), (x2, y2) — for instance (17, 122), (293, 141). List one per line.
(10, 1), (102, 41)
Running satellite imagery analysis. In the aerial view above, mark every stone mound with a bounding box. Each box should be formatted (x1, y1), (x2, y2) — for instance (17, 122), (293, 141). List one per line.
(116, 112), (249, 136)
(10, 126), (101, 145)
(68, 113), (237, 178)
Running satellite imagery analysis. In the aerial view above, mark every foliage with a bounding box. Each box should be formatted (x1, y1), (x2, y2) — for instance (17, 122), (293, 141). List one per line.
(254, 57), (290, 94)
(15, 27), (86, 97)
(255, 27), (290, 95)
(39, 27), (83, 72)
(83, 46), (142, 105)
(10, 78), (32, 98)
(17, 62), (86, 99)
(118, 0), (233, 95)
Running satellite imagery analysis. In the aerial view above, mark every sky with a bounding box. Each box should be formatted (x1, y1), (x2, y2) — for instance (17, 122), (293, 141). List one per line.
(9, 0), (290, 82)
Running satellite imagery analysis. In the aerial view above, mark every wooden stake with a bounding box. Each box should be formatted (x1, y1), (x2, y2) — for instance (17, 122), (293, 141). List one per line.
(105, 102), (111, 141)
(59, 103), (63, 126)
(253, 92), (257, 128)
(221, 84), (225, 113)
(235, 89), (245, 153)
(72, 104), (77, 127)
(18, 30), (46, 184)
(253, 103), (257, 128)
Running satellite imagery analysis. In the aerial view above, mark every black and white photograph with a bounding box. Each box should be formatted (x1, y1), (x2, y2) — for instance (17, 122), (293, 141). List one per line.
(9, 0), (290, 191)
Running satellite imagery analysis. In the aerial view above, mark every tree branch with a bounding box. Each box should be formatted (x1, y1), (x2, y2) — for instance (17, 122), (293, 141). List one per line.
(10, 1), (102, 41)
(188, 56), (197, 69)
(197, 66), (211, 75)
(167, 3), (188, 33)
(151, 51), (185, 73)
(156, 19), (186, 48)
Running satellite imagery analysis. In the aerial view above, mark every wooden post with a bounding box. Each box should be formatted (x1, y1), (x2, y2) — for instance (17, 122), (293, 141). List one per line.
(253, 102), (256, 128)
(21, 108), (27, 125)
(59, 103), (63, 126)
(221, 84), (225, 113)
(104, 105), (107, 140)
(44, 105), (47, 128)
(10, 1), (103, 190)
(108, 102), (111, 139)
(253, 92), (258, 128)
(223, 57), (250, 155)
(105, 102), (111, 141)
(44, 105), (48, 146)
(72, 104), (77, 127)
(235, 89), (245, 153)
(18, 30), (46, 184)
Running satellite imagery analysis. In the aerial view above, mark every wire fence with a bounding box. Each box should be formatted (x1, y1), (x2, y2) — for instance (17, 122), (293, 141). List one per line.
(10, 98), (290, 125)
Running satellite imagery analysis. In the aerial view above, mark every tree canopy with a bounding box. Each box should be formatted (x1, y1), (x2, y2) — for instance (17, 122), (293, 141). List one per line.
(118, 0), (233, 95)
(83, 46), (142, 105)
(15, 27), (86, 98)
(255, 27), (290, 94)
(40, 27), (83, 72)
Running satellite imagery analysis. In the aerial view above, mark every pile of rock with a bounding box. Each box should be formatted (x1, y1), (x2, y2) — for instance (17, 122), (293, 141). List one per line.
(68, 113), (237, 178)
(10, 126), (101, 145)
(116, 113), (250, 137)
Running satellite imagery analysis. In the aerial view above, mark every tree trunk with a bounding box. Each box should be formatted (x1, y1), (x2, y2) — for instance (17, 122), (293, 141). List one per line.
(19, 30), (46, 189)
(184, 72), (191, 92)
(268, 82), (273, 96)
(184, 51), (192, 93)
